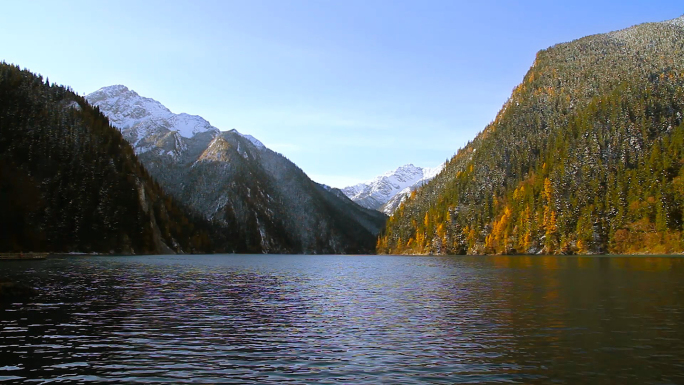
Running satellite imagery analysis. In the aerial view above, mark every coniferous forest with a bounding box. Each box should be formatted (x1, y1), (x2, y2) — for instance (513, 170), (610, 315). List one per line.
(0, 63), (244, 254)
(3, 18), (684, 256)
(378, 19), (684, 255)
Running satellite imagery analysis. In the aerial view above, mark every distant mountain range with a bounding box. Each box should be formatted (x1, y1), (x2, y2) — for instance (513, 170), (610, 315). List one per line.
(341, 164), (443, 215)
(87, 86), (386, 254)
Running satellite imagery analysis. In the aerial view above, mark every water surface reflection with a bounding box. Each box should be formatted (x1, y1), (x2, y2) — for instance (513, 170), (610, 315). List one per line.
(1, 255), (683, 383)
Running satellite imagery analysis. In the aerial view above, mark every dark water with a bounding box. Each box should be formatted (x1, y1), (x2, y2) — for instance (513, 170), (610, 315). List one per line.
(1, 255), (683, 384)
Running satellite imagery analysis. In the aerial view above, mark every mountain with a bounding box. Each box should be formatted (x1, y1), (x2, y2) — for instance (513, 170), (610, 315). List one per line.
(342, 164), (443, 214)
(379, 15), (684, 255)
(378, 165), (444, 215)
(87, 86), (386, 254)
(0, 63), (234, 254)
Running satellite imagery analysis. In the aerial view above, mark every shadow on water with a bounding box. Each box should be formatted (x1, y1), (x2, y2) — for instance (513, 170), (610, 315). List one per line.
(1, 256), (323, 383)
(1, 257), (135, 382)
(1, 254), (683, 383)
(433, 255), (684, 383)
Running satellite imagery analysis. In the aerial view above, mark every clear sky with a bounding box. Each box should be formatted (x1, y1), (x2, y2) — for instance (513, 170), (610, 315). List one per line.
(1, 1), (681, 187)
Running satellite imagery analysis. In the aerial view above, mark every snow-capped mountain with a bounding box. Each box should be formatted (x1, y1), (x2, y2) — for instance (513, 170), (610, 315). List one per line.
(342, 164), (444, 215)
(86, 85), (386, 254)
(87, 85), (219, 138)
(87, 85), (267, 160)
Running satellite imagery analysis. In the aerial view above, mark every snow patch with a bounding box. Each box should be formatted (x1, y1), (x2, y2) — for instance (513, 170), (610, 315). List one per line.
(86, 85), (271, 167)
(86, 85), (219, 140)
(341, 163), (444, 211)
(229, 128), (266, 149)
(666, 15), (684, 27)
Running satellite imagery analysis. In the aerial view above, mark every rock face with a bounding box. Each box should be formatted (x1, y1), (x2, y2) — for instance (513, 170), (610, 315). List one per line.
(342, 164), (443, 214)
(87, 86), (386, 254)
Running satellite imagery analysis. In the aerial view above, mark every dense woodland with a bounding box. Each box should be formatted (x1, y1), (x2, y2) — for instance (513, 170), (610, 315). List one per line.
(379, 18), (684, 255)
(4, 17), (684, 256)
(0, 63), (244, 254)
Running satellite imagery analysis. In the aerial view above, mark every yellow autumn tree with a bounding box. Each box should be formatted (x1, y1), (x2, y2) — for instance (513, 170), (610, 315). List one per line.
(542, 177), (558, 253)
(517, 205), (532, 253)
(486, 206), (512, 254)
(376, 236), (385, 253)
(464, 225), (477, 254)
(436, 223), (447, 253)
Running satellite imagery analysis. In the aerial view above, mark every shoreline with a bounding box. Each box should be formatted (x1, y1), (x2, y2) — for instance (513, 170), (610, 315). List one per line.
(0, 252), (48, 260)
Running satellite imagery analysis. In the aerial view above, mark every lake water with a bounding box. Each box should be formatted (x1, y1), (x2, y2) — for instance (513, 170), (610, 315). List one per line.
(1, 255), (683, 384)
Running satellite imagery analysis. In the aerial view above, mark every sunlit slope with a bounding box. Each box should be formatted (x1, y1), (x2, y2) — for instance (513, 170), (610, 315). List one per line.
(379, 16), (684, 255)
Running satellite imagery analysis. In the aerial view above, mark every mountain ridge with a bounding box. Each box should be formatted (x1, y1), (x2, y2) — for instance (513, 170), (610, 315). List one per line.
(87, 86), (387, 254)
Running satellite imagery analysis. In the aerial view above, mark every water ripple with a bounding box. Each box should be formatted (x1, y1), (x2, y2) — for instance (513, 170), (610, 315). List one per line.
(1, 255), (684, 383)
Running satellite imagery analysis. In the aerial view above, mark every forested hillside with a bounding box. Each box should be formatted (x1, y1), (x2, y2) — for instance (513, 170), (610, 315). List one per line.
(0, 63), (242, 254)
(378, 16), (684, 255)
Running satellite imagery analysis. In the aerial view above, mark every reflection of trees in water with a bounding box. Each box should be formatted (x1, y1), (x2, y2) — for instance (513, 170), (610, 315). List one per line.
(96, 264), (318, 380)
(0, 258), (133, 381)
(2, 256), (684, 383)
(432, 255), (684, 383)
(1, 259), (316, 381)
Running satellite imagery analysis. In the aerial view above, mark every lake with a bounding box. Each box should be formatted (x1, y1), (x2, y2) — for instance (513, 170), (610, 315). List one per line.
(1, 254), (683, 383)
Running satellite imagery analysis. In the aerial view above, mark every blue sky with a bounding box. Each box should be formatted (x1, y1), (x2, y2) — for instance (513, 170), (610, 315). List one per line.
(1, 1), (682, 187)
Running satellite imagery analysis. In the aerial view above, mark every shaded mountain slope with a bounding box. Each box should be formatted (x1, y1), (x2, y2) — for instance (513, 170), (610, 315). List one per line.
(379, 16), (684, 255)
(0, 63), (244, 254)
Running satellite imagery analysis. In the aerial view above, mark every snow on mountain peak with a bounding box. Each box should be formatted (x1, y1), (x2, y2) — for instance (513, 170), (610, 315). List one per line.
(88, 85), (171, 123)
(382, 163), (421, 178)
(86, 85), (218, 139)
(421, 165), (443, 180)
(342, 163), (444, 212)
(86, 85), (271, 162)
(229, 129), (266, 149)
(104, 84), (129, 93)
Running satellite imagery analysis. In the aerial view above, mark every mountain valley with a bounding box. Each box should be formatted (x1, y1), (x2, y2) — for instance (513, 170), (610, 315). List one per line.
(3, 15), (684, 256)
